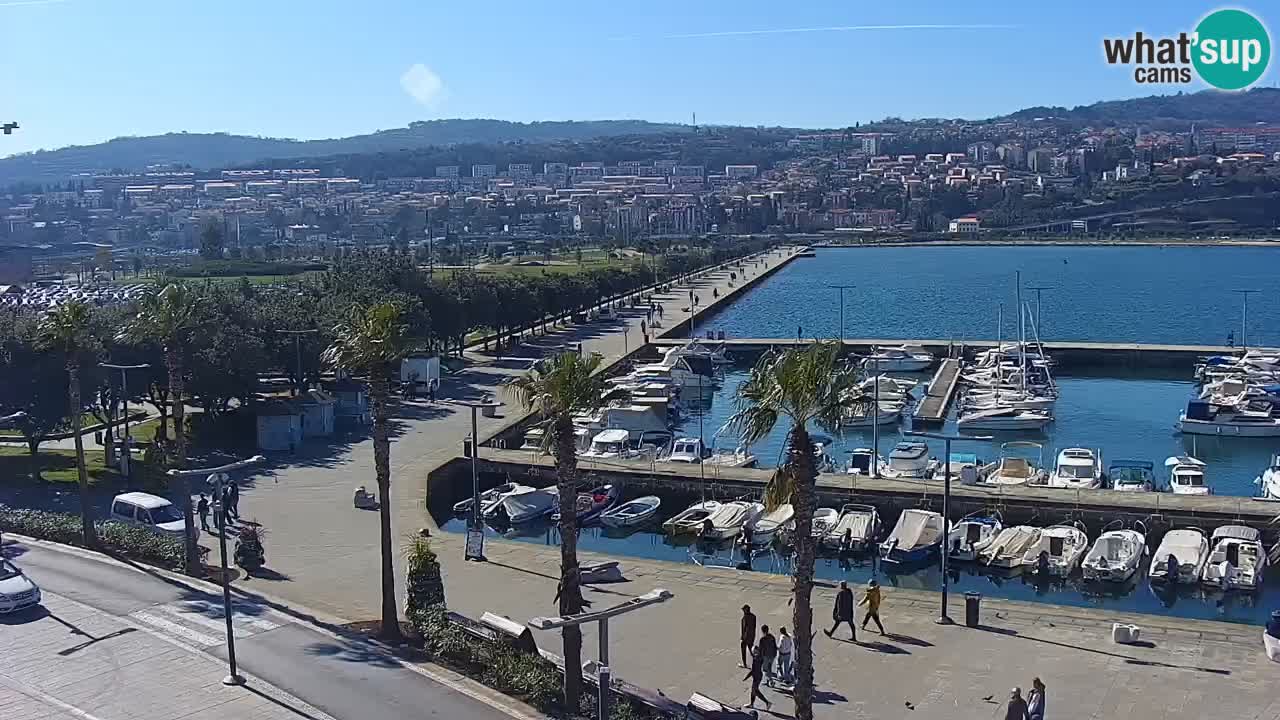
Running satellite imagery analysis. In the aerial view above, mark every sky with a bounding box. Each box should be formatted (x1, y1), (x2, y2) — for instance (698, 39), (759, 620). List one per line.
(0, 0), (1276, 157)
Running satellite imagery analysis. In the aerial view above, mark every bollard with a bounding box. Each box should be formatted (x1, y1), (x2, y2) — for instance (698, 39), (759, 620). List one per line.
(597, 665), (611, 720)
(964, 592), (981, 628)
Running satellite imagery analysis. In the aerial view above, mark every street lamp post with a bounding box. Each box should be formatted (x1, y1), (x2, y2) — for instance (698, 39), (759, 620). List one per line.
(100, 363), (150, 477)
(529, 589), (674, 720)
(167, 455), (266, 686)
(830, 284), (855, 344)
(905, 430), (990, 625)
(1231, 289), (1259, 351)
(447, 398), (501, 561)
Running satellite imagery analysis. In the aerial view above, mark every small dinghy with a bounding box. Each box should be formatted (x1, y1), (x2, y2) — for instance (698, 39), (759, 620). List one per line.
(1082, 524), (1146, 583)
(1149, 528), (1210, 584)
(1202, 525), (1268, 591)
(662, 500), (722, 536)
(600, 496), (661, 529)
(552, 483), (620, 526)
(1023, 524), (1089, 577)
(700, 501), (765, 541)
(748, 504), (795, 545)
(880, 509), (947, 565)
(947, 513), (1002, 561)
(452, 482), (533, 516)
(822, 503), (880, 552)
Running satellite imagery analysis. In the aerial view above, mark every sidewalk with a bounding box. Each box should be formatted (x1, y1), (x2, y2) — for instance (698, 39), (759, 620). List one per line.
(0, 591), (337, 720)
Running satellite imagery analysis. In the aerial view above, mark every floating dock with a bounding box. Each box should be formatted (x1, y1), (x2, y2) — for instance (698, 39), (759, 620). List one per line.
(913, 358), (961, 425)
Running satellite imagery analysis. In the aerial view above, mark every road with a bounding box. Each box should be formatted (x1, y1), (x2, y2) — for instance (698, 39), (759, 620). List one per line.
(2, 538), (526, 720)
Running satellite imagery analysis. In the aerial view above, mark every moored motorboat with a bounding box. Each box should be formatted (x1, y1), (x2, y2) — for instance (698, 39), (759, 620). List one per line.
(957, 406), (1053, 431)
(662, 500), (722, 535)
(553, 483), (620, 525)
(1202, 525), (1268, 591)
(1177, 399), (1280, 437)
(980, 442), (1047, 487)
(947, 513), (1002, 561)
(862, 344), (934, 372)
(748, 504), (795, 545)
(600, 496), (662, 528)
(840, 402), (904, 428)
(845, 447), (886, 478)
(486, 486), (560, 525)
(1109, 459), (1155, 492)
(822, 503), (880, 552)
(1047, 447), (1103, 490)
(1166, 456), (1210, 495)
(884, 440), (937, 479)
(1149, 528), (1210, 584)
(810, 507), (839, 539)
(452, 482), (534, 516)
(979, 526), (1042, 571)
(1023, 524), (1089, 577)
(1081, 526), (1146, 583)
(879, 509), (947, 565)
(699, 500), (765, 541)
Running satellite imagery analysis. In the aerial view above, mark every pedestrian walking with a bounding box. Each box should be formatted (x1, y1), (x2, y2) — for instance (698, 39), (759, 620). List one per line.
(860, 579), (885, 634)
(197, 494), (210, 531)
(221, 486), (234, 527)
(228, 480), (240, 518)
(427, 378), (437, 404)
(640, 319), (647, 336)
(796, 325), (802, 341)
(742, 646), (771, 710)
(758, 625), (777, 686)
(776, 627), (793, 685)
(1005, 688), (1029, 720)
(824, 580), (857, 641)
(1027, 678), (1046, 720)
(739, 604), (757, 668)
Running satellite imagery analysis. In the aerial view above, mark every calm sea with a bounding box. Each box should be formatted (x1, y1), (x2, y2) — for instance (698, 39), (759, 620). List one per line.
(696, 245), (1280, 346)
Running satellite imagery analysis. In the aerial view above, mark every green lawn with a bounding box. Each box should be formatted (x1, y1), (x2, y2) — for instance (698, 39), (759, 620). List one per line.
(0, 446), (125, 484)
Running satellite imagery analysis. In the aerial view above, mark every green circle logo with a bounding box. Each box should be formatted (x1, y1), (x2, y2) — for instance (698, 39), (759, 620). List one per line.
(1192, 9), (1271, 90)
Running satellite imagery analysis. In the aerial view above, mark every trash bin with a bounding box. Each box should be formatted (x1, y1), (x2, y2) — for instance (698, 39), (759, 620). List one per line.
(463, 438), (474, 458)
(964, 591), (981, 628)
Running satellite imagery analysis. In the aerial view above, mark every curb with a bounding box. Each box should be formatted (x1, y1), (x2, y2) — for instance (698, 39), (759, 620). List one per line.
(7, 534), (546, 720)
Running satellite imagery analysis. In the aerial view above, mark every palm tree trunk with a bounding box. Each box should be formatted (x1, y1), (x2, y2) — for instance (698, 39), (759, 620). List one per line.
(788, 426), (818, 720)
(370, 370), (401, 642)
(552, 413), (583, 710)
(68, 362), (97, 547)
(167, 347), (199, 576)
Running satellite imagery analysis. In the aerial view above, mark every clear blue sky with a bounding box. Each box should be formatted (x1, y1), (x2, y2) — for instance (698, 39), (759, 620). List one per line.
(0, 0), (1275, 156)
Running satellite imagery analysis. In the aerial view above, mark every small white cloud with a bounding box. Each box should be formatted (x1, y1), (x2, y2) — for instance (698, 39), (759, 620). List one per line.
(400, 63), (445, 107)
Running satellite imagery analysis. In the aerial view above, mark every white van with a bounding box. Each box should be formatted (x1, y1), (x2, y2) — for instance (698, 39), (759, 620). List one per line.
(110, 492), (195, 540)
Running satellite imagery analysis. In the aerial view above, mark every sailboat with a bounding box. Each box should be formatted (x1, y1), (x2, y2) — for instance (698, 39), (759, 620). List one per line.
(957, 291), (1054, 431)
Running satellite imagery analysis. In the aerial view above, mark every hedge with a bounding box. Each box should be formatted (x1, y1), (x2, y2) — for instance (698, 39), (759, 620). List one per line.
(0, 505), (185, 569)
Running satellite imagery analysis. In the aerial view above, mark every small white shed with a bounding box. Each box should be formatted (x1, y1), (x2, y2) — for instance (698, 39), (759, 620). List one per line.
(256, 400), (303, 452)
(298, 389), (336, 438)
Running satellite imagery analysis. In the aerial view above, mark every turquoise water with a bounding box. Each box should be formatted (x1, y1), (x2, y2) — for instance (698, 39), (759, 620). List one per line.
(697, 245), (1280, 346)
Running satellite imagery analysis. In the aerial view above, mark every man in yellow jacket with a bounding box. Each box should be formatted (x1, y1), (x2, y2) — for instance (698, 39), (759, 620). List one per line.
(859, 579), (885, 634)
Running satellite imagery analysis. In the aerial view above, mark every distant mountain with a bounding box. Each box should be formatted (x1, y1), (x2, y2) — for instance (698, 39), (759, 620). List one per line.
(0, 119), (688, 186)
(999, 87), (1280, 127)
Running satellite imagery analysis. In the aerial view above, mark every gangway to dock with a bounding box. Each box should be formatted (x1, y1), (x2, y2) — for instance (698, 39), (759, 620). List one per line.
(914, 358), (961, 425)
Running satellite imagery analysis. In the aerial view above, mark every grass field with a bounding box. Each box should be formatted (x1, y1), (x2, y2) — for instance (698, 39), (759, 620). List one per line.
(0, 446), (124, 484)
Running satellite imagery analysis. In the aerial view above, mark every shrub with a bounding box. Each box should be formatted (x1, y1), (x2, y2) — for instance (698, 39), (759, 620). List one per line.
(0, 505), (185, 569)
(404, 536), (445, 613)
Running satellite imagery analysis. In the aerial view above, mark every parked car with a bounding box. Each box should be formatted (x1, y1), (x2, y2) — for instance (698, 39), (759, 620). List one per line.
(0, 559), (42, 613)
(110, 492), (196, 541)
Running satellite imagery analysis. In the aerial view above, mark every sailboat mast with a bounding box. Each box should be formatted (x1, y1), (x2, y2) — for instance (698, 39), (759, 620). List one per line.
(1016, 271), (1026, 394)
(996, 303), (1003, 404)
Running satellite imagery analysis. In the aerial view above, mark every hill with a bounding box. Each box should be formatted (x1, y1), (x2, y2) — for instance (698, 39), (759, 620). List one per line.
(999, 87), (1280, 127)
(0, 119), (688, 186)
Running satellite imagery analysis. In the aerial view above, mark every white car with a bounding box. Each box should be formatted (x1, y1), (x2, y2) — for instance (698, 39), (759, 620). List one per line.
(110, 492), (195, 541)
(0, 559), (42, 613)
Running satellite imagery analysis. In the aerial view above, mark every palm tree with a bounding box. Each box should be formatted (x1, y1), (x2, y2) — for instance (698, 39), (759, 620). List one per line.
(322, 302), (410, 642)
(506, 351), (612, 710)
(119, 283), (201, 574)
(36, 301), (98, 547)
(725, 341), (865, 720)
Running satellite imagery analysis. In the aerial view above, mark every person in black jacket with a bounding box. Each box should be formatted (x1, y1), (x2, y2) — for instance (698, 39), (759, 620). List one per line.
(739, 604), (756, 668)
(824, 580), (857, 641)
(742, 645), (771, 710)
(758, 625), (777, 686)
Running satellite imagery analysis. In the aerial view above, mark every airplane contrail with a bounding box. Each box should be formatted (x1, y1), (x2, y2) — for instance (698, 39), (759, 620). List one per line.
(0, 0), (67, 7)
(616, 23), (1017, 41)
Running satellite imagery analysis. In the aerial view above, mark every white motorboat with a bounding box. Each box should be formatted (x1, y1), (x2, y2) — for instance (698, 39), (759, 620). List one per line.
(963, 390), (1056, 412)
(855, 375), (919, 403)
(822, 503), (880, 552)
(615, 346), (718, 389)
(845, 448), (886, 478)
(1202, 525), (1268, 591)
(862, 344), (934, 372)
(1081, 527), (1146, 583)
(574, 405), (672, 446)
(880, 509), (947, 565)
(552, 483), (621, 525)
(700, 500), (765, 540)
(1177, 399), (1280, 437)
(581, 429), (635, 460)
(980, 442), (1047, 487)
(810, 507), (840, 539)
(452, 482), (534, 516)
(1165, 456), (1210, 495)
(748, 504), (795, 545)
(840, 402), (904, 428)
(947, 513), (1002, 561)
(1109, 459), (1155, 492)
(677, 339), (735, 366)
(979, 526), (1042, 570)
(664, 437), (757, 468)
(1149, 528), (1210, 584)
(1023, 524), (1089, 577)
(486, 486), (559, 525)
(520, 426), (591, 454)
(662, 500), (722, 536)
(600, 496), (661, 529)
(1047, 448), (1103, 490)
(884, 440), (937, 479)
(957, 406), (1052, 431)
(1257, 454), (1280, 500)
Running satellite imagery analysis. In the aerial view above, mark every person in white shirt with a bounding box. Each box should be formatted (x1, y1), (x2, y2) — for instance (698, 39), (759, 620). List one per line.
(776, 627), (793, 685)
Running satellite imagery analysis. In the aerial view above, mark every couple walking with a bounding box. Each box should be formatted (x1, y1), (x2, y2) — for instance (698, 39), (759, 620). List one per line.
(824, 579), (884, 642)
(1006, 679), (1047, 720)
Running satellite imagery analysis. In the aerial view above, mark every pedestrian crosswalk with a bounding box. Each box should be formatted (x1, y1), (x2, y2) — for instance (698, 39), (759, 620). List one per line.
(129, 598), (285, 648)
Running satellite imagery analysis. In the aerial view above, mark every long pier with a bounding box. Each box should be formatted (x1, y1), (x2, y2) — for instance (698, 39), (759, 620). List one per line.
(913, 358), (960, 425)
